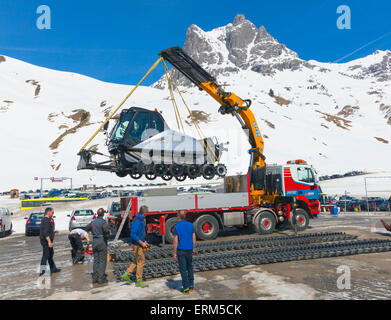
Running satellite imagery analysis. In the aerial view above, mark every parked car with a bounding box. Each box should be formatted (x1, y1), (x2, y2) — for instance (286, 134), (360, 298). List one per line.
(25, 212), (45, 236)
(68, 209), (95, 231)
(378, 200), (390, 212)
(359, 200), (377, 211)
(0, 207), (13, 237)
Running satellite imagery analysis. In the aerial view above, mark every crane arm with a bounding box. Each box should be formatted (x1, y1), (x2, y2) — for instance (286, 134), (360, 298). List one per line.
(159, 47), (266, 192)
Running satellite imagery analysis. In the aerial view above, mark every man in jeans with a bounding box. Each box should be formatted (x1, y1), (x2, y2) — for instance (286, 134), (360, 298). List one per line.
(173, 210), (196, 295)
(121, 205), (149, 288)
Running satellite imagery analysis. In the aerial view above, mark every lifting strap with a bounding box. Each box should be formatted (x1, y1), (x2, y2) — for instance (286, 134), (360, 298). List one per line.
(162, 59), (219, 163)
(78, 57), (163, 155)
(162, 61), (185, 133)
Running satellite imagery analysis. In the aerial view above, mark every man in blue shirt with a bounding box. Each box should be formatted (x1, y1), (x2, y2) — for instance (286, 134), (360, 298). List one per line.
(173, 210), (196, 295)
(122, 205), (149, 288)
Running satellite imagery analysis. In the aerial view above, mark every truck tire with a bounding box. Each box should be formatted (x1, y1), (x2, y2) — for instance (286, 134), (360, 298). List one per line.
(254, 211), (276, 235)
(291, 208), (310, 232)
(194, 215), (219, 241)
(164, 217), (178, 244)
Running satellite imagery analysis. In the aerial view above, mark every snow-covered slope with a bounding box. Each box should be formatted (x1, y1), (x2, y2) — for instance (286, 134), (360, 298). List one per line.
(0, 14), (390, 191)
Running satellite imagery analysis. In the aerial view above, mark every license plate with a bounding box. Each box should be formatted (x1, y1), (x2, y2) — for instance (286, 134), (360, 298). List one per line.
(36, 222), (41, 224)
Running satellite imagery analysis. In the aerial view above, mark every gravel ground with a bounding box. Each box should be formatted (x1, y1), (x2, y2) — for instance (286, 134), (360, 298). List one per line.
(1, 211), (391, 300)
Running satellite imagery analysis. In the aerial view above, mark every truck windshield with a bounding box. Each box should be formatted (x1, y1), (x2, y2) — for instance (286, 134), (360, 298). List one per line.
(297, 167), (315, 183)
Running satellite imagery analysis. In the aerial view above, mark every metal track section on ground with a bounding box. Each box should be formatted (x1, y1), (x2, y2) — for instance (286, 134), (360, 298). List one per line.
(109, 232), (357, 263)
(111, 234), (391, 281)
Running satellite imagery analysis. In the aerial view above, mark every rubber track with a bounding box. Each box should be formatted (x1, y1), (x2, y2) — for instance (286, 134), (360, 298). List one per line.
(113, 238), (391, 281)
(109, 232), (357, 263)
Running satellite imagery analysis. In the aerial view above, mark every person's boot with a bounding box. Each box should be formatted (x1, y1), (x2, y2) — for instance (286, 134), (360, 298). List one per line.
(180, 287), (190, 295)
(97, 278), (108, 284)
(121, 272), (132, 284)
(135, 280), (148, 288)
(51, 268), (61, 273)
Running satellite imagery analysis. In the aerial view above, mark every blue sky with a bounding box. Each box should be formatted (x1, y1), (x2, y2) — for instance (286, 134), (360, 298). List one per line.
(0, 0), (390, 85)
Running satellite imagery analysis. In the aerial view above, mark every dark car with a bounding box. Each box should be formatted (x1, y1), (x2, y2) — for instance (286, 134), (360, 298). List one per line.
(379, 201), (390, 212)
(25, 212), (45, 236)
(359, 200), (377, 212)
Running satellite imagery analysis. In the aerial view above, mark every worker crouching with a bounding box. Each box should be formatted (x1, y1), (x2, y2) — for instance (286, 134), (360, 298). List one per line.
(122, 205), (149, 288)
(68, 228), (90, 264)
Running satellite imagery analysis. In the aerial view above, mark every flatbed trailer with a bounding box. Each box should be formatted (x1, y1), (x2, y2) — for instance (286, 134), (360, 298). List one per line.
(119, 173), (320, 243)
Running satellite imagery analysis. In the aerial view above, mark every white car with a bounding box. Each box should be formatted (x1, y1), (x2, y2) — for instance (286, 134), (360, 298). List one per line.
(68, 209), (95, 231)
(0, 207), (13, 237)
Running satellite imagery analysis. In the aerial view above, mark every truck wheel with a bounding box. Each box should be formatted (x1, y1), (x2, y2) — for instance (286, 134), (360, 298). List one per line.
(216, 164), (227, 177)
(291, 208), (309, 232)
(194, 215), (219, 241)
(202, 165), (215, 180)
(187, 165), (200, 179)
(116, 171), (127, 178)
(254, 211), (276, 235)
(164, 217), (178, 244)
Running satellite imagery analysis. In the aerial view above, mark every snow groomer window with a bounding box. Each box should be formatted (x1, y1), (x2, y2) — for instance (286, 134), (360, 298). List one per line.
(130, 112), (150, 142)
(151, 113), (163, 132)
(112, 112), (134, 141)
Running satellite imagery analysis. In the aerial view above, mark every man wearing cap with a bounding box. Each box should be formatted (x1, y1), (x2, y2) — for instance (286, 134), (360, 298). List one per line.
(86, 208), (110, 284)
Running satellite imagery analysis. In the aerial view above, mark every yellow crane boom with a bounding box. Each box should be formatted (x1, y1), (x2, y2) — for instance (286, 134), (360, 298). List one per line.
(159, 47), (267, 204)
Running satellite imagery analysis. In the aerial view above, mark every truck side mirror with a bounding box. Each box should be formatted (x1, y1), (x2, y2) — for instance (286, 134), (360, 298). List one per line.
(10, 212), (13, 216)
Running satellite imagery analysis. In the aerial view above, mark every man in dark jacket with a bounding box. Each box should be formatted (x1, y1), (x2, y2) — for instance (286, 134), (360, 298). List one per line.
(86, 208), (110, 284)
(121, 205), (149, 288)
(39, 207), (60, 276)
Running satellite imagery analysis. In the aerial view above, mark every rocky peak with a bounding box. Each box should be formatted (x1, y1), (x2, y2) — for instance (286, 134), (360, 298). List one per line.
(153, 14), (310, 88)
(342, 50), (391, 82)
(233, 14), (246, 25)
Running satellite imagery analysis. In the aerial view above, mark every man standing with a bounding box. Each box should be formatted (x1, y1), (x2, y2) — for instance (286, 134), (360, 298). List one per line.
(68, 228), (90, 264)
(39, 207), (61, 276)
(173, 210), (196, 295)
(86, 208), (110, 284)
(121, 205), (149, 288)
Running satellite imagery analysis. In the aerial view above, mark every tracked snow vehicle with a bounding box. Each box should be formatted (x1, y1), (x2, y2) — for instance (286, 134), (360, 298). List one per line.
(78, 107), (227, 181)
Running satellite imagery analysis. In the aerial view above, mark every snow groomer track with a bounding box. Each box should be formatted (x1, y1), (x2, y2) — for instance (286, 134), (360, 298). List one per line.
(111, 232), (391, 281)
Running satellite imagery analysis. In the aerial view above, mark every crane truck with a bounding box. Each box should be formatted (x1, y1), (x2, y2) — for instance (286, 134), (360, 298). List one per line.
(104, 46), (321, 242)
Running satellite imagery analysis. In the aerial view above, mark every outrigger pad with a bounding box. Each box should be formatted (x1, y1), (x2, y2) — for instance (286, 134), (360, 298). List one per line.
(77, 150), (91, 170)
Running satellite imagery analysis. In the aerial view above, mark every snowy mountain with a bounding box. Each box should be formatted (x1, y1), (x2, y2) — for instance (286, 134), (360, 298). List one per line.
(0, 14), (390, 191)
